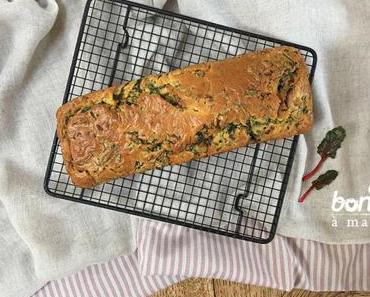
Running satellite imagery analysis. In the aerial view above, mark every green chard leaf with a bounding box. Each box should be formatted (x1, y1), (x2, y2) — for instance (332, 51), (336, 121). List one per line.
(299, 170), (339, 203)
(312, 170), (339, 190)
(226, 123), (238, 136)
(302, 126), (346, 181)
(317, 126), (346, 158)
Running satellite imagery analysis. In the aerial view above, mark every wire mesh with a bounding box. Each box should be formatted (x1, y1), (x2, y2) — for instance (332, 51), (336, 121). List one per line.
(44, 0), (317, 243)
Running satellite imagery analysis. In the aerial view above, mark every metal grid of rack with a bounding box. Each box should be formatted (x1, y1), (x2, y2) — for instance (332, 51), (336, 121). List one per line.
(44, 0), (317, 243)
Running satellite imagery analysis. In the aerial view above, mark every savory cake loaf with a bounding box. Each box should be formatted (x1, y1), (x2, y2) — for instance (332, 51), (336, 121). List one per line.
(57, 46), (313, 188)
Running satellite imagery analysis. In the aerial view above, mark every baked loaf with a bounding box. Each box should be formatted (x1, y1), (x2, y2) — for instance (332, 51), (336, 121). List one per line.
(57, 46), (313, 188)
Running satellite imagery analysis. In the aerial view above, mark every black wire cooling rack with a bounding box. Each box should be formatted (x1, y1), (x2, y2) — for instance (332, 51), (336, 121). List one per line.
(44, 0), (317, 243)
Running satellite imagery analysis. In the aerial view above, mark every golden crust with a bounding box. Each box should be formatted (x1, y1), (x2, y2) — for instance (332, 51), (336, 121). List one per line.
(56, 46), (313, 188)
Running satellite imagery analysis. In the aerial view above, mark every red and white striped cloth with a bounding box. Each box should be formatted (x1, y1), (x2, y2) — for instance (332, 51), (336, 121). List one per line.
(32, 220), (370, 297)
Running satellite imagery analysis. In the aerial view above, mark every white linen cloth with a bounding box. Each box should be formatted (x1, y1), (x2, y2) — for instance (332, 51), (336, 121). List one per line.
(1, 0), (370, 297)
(0, 1), (142, 296)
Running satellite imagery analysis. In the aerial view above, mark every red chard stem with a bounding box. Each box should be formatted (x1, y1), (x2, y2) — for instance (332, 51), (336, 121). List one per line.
(298, 185), (315, 203)
(302, 155), (327, 182)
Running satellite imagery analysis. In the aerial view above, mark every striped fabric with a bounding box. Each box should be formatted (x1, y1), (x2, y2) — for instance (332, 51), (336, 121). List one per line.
(31, 254), (182, 297)
(32, 220), (370, 297)
(137, 221), (370, 291)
